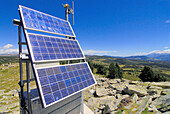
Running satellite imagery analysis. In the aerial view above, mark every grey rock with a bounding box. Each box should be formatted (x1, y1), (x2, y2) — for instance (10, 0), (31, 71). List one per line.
(123, 85), (147, 96)
(162, 111), (170, 114)
(87, 96), (116, 112)
(99, 96), (116, 111)
(129, 81), (139, 85)
(147, 89), (158, 95)
(151, 82), (170, 89)
(148, 104), (159, 113)
(147, 89), (162, 99)
(132, 93), (138, 104)
(113, 95), (129, 110)
(122, 110), (125, 114)
(96, 87), (108, 97)
(103, 105), (111, 114)
(136, 96), (152, 114)
(89, 89), (95, 95)
(87, 97), (100, 111)
(116, 94), (122, 99)
(110, 82), (127, 94)
(152, 94), (170, 112)
(107, 89), (116, 96)
(148, 86), (163, 90)
(124, 103), (133, 110)
(132, 108), (137, 112)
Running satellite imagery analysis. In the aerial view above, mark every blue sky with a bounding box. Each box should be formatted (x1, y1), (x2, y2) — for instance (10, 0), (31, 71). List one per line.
(0, 0), (170, 56)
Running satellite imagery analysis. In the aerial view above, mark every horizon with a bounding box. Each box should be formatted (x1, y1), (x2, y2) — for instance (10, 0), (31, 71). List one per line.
(0, 0), (170, 56)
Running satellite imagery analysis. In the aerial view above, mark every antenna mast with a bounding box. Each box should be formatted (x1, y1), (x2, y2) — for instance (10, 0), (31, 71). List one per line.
(63, 1), (74, 25)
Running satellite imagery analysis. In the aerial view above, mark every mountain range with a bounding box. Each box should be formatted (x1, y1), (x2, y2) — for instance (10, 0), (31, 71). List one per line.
(125, 53), (170, 61)
(102, 53), (170, 61)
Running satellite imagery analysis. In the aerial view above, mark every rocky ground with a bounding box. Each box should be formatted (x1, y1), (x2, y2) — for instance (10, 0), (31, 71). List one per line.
(84, 75), (170, 114)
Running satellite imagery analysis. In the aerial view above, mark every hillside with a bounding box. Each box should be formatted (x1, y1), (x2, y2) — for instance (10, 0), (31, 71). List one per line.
(86, 55), (170, 81)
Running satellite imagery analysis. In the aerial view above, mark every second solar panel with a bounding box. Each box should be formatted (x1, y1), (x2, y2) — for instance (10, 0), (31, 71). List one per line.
(26, 33), (84, 63)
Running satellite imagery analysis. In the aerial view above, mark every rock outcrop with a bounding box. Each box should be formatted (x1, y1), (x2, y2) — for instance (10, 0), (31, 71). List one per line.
(152, 94), (170, 112)
(84, 75), (170, 114)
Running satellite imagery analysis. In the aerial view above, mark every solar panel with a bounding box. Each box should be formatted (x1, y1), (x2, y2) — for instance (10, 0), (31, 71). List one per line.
(19, 5), (75, 37)
(25, 33), (84, 63)
(34, 62), (96, 107)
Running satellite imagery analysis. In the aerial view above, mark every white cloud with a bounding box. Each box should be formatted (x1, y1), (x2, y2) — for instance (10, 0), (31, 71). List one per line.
(133, 49), (170, 56)
(148, 49), (170, 54)
(165, 20), (170, 23)
(3, 44), (14, 49)
(164, 47), (169, 49)
(84, 50), (117, 55)
(0, 44), (27, 54)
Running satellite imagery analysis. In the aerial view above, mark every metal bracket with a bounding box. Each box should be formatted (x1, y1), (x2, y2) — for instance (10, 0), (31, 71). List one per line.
(13, 19), (22, 26)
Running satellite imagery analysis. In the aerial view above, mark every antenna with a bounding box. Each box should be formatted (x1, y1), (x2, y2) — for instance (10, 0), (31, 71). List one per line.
(72, 1), (74, 25)
(63, 1), (74, 25)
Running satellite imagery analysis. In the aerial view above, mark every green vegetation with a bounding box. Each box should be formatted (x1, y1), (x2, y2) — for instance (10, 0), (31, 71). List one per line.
(87, 61), (94, 73)
(0, 56), (18, 65)
(139, 66), (154, 82)
(139, 66), (167, 82)
(107, 62), (123, 79)
(0, 56), (36, 113)
(96, 64), (107, 75)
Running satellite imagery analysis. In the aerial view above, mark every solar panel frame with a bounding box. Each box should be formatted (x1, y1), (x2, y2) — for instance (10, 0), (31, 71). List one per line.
(19, 5), (76, 37)
(24, 31), (85, 63)
(33, 62), (97, 108)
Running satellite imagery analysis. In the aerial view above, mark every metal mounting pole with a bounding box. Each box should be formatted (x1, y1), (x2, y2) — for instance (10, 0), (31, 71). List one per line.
(64, 4), (70, 64)
(18, 25), (26, 113)
(26, 61), (32, 114)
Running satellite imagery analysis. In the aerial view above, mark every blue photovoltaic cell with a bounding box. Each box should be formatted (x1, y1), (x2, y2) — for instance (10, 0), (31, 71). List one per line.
(35, 62), (96, 107)
(19, 5), (75, 37)
(27, 33), (84, 62)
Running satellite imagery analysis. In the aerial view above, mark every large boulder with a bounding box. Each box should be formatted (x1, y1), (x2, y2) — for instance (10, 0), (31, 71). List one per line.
(96, 87), (108, 97)
(87, 96), (116, 113)
(99, 96), (116, 112)
(107, 89), (116, 96)
(97, 95), (129, 113)
(123, 85), (147, 97)
(151, 82), (170, 89)
(136, 96), (152, 114)
(148, 86), (163, 90)
(152, 94), (170, 112)
(113, 95), (130, 110)
(111, 82), (127, 93)
(87, 97), (100, 111)
(147, 89), (162, 99)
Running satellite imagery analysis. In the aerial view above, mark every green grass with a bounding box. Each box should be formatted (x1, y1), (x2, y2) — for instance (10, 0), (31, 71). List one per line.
(0, 62), (36, 113)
